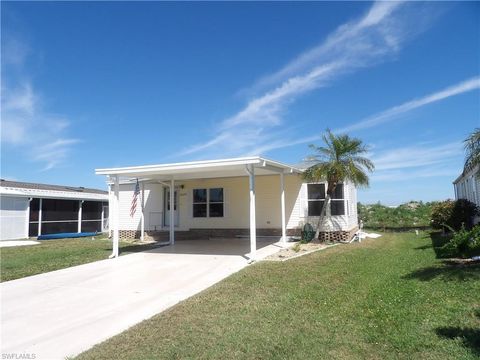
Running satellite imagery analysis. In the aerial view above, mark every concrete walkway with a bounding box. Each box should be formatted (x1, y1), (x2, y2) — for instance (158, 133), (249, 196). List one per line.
(0, 240), (40, 248)
(0, 238), (284, 359)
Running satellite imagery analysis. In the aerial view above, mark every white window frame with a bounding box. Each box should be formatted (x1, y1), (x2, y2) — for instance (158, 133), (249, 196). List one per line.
(307, 182), (346, 217)
(307, 183), (326, 217)
(330, 184), (345, 216)
(192, 187), (224, 218)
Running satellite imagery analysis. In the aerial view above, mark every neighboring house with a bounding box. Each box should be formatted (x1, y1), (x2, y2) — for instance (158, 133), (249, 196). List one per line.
(0, 180), (109, 241)
(453, 164), (480, 223)
(96, 156), (358, 259)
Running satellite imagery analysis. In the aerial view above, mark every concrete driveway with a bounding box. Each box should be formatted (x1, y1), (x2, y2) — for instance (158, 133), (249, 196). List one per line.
(0, 237), (283, 359)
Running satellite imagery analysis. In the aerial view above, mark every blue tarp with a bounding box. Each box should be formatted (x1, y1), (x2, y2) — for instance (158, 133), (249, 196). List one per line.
(37, 232), (98, 240)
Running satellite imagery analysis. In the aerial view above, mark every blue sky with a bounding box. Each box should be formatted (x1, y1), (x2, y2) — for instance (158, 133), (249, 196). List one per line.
(1, 1), (479, 205)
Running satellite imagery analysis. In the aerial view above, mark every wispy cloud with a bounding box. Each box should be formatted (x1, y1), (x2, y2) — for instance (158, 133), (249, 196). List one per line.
(371, 142), (461, 171)
(180, 1), (434, 158)
(252, 1), (405, 91)
(243, 75), (480, 156)
(371, 167), (459, 182)
(33, 139), (81, 171)
(2, 36), (30, 67)
(1, 37), (79, 171)
(369, 141), (463, 182)
(336, 76), (480, 133)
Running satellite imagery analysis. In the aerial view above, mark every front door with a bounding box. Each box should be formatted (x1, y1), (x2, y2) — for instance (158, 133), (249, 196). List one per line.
(164, 188), (179, 227)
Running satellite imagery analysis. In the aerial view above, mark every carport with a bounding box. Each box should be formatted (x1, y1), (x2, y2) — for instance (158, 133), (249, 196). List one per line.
(0, 236), (283, 359)
(95, 156), (302, 260)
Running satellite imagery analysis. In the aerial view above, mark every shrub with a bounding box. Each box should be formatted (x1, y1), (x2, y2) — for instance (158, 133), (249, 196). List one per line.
(358, 201), (433, 230)
(451, 199), (479, 230)
(431, 199), (479, 232)
(431, 200), (455, 231)
(441, 225), (480, 258)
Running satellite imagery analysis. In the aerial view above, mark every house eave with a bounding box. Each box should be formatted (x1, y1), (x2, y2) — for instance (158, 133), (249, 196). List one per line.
(95, 156), (303, 180)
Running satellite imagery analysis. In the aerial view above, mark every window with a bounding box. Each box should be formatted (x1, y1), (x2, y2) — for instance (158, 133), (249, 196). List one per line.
(193, 189), (207, 217)
(331, 184), (345, 216)
(209, 188), (224, 217)
(307, 183), (345, 216)
(193, 188), (224, 218)
(307, 184), (325, 216)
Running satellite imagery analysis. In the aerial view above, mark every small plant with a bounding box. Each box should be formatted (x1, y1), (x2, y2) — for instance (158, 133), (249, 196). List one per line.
(441, 224), (480, 258)
(292, 243), (301, 253)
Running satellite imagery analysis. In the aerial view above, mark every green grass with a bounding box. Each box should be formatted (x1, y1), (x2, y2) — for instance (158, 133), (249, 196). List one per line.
(76, 232), (480, 360)
(0, 237), (158, 282)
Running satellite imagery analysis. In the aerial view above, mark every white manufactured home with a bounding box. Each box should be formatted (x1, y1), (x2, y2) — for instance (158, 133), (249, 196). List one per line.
(453, 164), (480, 223)
(454, 165), (480, 207)
(96, 156), (358, 259)
(0, 180), (109, 241)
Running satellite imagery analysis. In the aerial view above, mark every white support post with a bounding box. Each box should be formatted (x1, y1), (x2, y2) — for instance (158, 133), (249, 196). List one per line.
(26, 198), (32, 239)
(169, 178), (175, 245)
(101, 205), (105, 232)
(107, 185), (112, 238)
(140, 182), (145, 242)
(38, 198), (43, 237)
(110, 175), (120, 258)
(78, 200), (83, 233)
(280, 172), (287, 245)
(247, 164), (256, 260)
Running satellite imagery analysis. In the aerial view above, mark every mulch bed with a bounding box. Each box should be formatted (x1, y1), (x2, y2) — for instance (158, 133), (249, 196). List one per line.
(264, 241), (337, 261)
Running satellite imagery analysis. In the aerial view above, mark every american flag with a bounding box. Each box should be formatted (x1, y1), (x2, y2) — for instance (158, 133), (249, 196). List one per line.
(130, 179), (140, 217)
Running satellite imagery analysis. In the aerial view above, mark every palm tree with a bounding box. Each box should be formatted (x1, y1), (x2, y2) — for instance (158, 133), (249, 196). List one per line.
(303, 130), (374, 240)
(464, 128), (480, 174)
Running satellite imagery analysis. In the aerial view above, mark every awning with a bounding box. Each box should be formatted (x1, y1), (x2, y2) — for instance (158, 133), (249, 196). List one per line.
(95, 156), (302, 180)
(96, 156), (302, 260)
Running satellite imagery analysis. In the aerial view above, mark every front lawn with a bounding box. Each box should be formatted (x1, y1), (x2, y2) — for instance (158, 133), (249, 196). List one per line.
(76, 232), (480, 359)
(0, 237), (158, 282)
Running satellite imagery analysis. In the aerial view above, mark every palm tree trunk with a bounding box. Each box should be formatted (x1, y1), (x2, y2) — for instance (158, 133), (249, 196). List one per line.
(314, 194), (331, 241)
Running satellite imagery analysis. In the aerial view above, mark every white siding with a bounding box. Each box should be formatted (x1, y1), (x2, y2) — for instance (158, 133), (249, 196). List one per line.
(286, 179), (304, 229)
(113, 175), (358, 232)
(180, 175), (302, 231)
(111, 183), (164, 231)
(346, 180), (358, 228)
(144, 183), (164, 230)
(294, 182), (358, 232)
(0, 195), (29, 240)
(454, 166), (480, 208)
(454, 166), (480, 225)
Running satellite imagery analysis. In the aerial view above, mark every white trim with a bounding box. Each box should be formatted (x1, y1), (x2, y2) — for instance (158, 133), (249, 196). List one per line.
(95, 156), (302, 177)
(453, 164), (479, 184)
(38, 198), (43, 237)
(101, 206), (105, 232)
(30, 219), (99, 224)
(0, 187), (108, 201)
(192, 187), (225, 218)
(26, 198), (32, 239)
(78, 200), (83, 233)
(280, 172), (286, 245)
(170, 178), (175, 245)
(110, 175), (120, 259)
(141, 182), (145, 241)
(246, 164), (256, 260)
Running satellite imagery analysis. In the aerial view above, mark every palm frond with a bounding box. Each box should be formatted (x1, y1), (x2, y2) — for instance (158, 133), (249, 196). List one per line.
(303, 129), (374, 191)
(464, 128), (480, 172)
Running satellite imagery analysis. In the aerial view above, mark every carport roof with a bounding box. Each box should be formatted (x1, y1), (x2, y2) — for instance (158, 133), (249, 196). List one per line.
(0, 179), (108, 201)
(95, 156), (303, 180)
